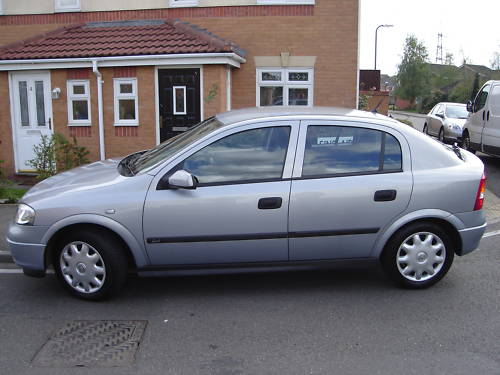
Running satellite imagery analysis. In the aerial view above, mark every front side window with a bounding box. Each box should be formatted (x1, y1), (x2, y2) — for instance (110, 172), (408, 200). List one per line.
(180, 126), (291, 185)
(114, 78), (138, 126)
(257, 68), (313, 107)
(67, 80), (91, 125)
(55, 0), (81, 12)
(302, 126), (402, 178)
(474, 84), (491, 112)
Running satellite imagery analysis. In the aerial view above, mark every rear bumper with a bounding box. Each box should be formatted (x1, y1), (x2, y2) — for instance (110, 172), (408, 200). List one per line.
(457, 222), (487, 256)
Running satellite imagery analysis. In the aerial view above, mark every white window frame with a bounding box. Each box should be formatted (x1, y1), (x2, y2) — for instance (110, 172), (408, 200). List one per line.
(67, 80), (91, 126)
(55, 0), (81, 12)
(173, 86), (187, 115)
(256, 67), (314, 107)
(114, 78), (139, 126)
(169, 0), (199, 7)
(257, 0), (315, 4)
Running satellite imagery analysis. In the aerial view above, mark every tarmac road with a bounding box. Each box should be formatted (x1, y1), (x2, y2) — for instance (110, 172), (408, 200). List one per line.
(1, 140), (500, 374)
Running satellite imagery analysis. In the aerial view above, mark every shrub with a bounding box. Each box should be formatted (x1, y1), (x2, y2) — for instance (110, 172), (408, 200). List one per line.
(28, 133), (90, 180)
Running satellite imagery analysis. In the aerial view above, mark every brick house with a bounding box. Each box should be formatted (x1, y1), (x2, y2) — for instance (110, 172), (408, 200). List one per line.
(0, 0), (359, 176)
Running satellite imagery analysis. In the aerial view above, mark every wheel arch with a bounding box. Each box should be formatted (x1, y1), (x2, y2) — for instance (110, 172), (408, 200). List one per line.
(371, 210), (463, 258)
(42, 214), (149, 270)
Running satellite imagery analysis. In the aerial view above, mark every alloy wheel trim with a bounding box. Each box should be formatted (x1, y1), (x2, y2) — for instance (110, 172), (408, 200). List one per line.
(60, 241), (106, 294)
(396, 231), (446, 282)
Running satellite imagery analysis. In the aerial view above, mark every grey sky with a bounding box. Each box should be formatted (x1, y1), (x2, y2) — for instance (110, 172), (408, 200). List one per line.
(359, 0), (500, 76)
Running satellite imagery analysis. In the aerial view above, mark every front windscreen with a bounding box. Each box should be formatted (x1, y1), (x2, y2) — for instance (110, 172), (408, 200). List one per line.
(446, 105), (468, 119)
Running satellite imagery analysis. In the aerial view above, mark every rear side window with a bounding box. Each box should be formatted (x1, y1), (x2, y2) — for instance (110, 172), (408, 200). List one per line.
(302, 125), (402, 177)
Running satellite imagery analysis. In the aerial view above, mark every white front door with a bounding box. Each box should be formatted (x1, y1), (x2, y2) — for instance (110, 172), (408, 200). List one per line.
(11, 72), (53, 173)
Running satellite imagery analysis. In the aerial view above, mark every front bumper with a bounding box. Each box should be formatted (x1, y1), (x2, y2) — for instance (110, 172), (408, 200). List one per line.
(6, 221), (49, 275)
(457, 222), (487, 256)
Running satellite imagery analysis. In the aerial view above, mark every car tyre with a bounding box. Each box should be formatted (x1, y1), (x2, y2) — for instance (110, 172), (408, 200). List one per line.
(381, 222), (454, 289)
(53, 229), (128, 300)
(438, 127), (445, 143)
(462, 131), (476, 154)
(423, 124), (428, 134)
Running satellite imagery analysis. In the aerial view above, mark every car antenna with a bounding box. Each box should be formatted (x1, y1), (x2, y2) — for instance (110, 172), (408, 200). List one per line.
(371, 98), (384, 114)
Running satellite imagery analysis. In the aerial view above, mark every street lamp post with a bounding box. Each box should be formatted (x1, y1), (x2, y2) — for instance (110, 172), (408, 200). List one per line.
(374, 24), (394, 70)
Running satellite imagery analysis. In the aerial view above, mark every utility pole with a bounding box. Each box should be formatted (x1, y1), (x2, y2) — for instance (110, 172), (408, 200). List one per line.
(436, 33), (443, 64)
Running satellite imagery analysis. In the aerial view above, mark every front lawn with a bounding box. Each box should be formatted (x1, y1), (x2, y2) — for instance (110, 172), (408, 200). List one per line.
(0, 187), (28, 203)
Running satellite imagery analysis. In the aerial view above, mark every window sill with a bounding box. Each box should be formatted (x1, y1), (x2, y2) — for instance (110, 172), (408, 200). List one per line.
(114, 123), (139, 127)
(67, 123), (91, 127)
(54, 8), (81, 13)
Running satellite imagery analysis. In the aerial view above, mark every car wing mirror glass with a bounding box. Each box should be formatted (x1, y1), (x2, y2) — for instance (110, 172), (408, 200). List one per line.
(168, 170), (198, 189)
(436, 112), (444, 119)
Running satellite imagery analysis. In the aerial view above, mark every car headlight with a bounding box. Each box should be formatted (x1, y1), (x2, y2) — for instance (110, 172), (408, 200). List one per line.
(452, 124), (461, 131)
(15, 204), (35, 225)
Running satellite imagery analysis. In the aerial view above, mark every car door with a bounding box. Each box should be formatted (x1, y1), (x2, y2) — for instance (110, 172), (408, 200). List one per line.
(143, 121), (299, 266)
(432, 104), (445, 136)
(288, 120), (413, 260)
(468, 83), (491, 148)
(480, 83), (500, 155)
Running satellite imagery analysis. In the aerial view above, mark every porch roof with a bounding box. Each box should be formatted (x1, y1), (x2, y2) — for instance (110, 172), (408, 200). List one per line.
(0, 19), (246, 61)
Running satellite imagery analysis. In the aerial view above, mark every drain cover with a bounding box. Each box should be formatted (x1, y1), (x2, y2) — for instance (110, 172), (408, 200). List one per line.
(32, 320), (147, 367)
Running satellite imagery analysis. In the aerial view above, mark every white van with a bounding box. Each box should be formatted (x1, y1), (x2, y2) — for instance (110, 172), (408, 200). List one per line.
(462, 80), (500, 155)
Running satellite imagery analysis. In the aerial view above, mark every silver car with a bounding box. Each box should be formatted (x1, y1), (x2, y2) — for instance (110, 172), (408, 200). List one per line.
(7, 107), (487, 300)
(423, 102), (469, 143)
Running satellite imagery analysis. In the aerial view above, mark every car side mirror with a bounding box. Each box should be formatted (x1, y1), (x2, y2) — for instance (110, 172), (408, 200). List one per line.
(168, 170), (198, 189)
(466, 100), (474, 113)
(436, 112), (444, 119)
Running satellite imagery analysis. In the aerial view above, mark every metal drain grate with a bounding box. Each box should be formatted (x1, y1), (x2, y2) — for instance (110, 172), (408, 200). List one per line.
(32, 320), (147, 367)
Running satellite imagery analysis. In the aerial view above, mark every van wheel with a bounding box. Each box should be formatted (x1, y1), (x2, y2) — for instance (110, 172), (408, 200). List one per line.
(423, 124), (428, 134)
(381, 222), (454, 289)
(53, 229), (128, 300)
(462, 131), (476, 154)
(438, 127), (445, 143)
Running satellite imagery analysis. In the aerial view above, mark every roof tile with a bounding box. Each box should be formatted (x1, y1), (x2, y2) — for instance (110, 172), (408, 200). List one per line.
(0, 19), (246, 60)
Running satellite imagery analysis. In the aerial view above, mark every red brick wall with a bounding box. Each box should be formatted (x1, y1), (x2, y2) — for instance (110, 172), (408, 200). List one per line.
(0, 72), (15, 175)
(0, 0), (359, 174)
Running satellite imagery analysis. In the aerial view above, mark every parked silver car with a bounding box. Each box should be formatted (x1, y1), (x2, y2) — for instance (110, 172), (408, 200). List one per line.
(8, 107), (487, 300)
(423, 102), (469, 143)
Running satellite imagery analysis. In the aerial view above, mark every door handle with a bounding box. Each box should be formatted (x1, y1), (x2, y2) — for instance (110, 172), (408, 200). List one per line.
(483, 111), (485, 121)
(258, 197), (282, 210)
(374, 190), (397, 202)
(487, 111), (490, 121)
(48, 117), (52, 130)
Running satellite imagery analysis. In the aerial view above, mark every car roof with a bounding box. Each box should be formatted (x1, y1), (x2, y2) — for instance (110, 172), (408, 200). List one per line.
(215, 106), (393, 126)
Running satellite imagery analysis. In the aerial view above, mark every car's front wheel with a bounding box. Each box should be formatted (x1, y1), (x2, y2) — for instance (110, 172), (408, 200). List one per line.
(462, 131), (476, 154)
(53, 229), (128, 300)
(381, 222), (454, 289)
(438, 127), (445, 143)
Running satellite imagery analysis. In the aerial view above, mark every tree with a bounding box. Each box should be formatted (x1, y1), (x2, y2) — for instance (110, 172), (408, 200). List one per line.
(395, 35), (431, 108)
(444, 52), (454, 66)
(491, 51), (500, 70)
(471, 73), (480, 100)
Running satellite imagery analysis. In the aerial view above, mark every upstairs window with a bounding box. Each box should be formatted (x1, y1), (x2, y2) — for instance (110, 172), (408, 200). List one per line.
(67, 80), (91, 126)
(55, 0), (81, 12)
(169, 0), (199, 7)
(257, 68), (313, 107)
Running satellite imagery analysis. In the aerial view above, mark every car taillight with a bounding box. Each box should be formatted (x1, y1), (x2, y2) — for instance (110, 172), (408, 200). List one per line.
(474, 173), (486, 211)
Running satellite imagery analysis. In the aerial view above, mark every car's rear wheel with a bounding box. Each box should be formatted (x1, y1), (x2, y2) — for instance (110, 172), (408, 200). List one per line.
(462, 131), (476, 154)
(438, 127), (445, 143)
(381, 222), (454, 289)
(53, 229), (128, 300)
(423, 124), (428, 134)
